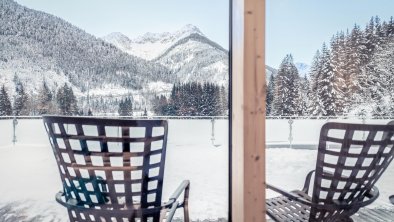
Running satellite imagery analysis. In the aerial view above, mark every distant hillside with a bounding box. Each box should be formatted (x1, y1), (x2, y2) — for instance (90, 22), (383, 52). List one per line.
(0, 0), (169, 96)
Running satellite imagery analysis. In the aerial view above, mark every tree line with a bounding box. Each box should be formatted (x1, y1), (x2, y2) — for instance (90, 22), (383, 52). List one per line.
(267, 16), (394, 117)
(0, 75), (136, 116)
(151, 82), (228, 116)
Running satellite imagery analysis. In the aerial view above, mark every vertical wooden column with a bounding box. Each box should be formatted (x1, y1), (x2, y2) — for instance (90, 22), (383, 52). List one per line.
(231, 0), (266, 221)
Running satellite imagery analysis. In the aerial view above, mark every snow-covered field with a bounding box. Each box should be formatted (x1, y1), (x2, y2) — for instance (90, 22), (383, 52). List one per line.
(0, 118), (393, 221)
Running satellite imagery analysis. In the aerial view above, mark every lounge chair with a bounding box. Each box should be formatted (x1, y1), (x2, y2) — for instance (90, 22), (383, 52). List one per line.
(43, 116), (190, 222)
(266, 122), (394, 222)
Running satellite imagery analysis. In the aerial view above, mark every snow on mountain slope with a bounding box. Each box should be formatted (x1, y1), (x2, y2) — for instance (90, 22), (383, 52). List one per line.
(103, 25), (229, 85)
(154, 34), (228, 85)
(0, 0), (172, 113)
(102, 24), (204, 61)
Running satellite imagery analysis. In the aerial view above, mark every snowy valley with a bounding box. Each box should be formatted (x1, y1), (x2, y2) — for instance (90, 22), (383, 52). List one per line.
(0, 0), (230, 116)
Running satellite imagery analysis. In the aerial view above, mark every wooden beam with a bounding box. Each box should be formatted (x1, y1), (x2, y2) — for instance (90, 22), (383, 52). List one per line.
(231, 0), (266, 221)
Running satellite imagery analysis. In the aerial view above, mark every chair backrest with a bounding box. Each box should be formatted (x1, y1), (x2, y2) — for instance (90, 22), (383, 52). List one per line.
(310, 122), (394, 220)
(43, 116), (168, 219)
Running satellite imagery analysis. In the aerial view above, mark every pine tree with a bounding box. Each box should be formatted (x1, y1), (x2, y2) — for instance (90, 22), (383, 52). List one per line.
(308, 50), (324, 115)
(345, 25), (366, 97)
(266, 74), (275, 115)
(13, 79), (29, 116)
(56, 83), (78, 115)
(271, 54), (302, 116)
(143, 107), (148, 116)
(0, 85), (12, 116)
(37, 80), (54, 114)
(317, 43), (342, 116)
(329, 34), (346, 114)
(298, 76), (309, 116)
(219, 85), (228, 115)
(118, 97), (133, 116)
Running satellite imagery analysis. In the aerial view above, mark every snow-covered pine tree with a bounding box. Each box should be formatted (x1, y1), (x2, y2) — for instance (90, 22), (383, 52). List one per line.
(329, 34), (346, 114)
(266, 74), (275, 115)
(56, 84), (78, 115)
(374, 16), (387, 50)
(345, 25), (366, 98)
(0, 85), (12, 116)
(219, 85), (228, 115)
(271, 54), (302, 116)
(317, 43), (343, 116)
(364, 17), (377, 61)
(13, 79), (29, 116)
(37, 80), (54, 114)
(385, 16), (394, 37)
(308, 50), (324, 116)
(143, 107), (148, 116)
(118, 97), (133, 116)
(298, 75), (309, 116)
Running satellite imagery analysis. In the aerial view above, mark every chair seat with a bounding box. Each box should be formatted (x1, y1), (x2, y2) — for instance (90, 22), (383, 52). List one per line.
(266, 190), (312, 222)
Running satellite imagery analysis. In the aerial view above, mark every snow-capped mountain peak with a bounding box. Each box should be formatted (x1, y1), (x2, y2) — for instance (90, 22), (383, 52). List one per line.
(102, 32), (132, 46)
(174, 24), (203, 37)
(102, 24), (205, 60)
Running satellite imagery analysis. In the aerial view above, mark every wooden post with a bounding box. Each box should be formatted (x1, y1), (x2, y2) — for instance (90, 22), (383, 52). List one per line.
(231, 0), (266, 221)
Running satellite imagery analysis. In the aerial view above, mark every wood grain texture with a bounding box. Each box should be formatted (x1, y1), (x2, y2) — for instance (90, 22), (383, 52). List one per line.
(231, 0), (266, 221)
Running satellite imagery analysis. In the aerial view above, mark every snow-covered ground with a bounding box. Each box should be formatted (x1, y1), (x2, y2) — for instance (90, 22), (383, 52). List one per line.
(0, 118), (393, 221)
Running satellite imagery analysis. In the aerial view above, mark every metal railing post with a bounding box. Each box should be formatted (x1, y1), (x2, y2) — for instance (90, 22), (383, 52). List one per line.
(12, 116), (18, 145)
(288, 118), (293, 149)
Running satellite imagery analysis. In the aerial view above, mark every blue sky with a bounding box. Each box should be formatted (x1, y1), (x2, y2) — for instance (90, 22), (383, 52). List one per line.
(267, 0), (394, 68)
(15, 0), (229, 49)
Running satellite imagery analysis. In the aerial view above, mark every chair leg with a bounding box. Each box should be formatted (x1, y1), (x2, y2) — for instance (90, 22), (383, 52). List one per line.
(184, 205), (190, 222)
(183, 182), (190, 222)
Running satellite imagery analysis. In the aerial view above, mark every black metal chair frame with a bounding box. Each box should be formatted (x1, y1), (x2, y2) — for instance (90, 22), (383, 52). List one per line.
(266, 122), (394, 222)
(43, 116), (190, 222)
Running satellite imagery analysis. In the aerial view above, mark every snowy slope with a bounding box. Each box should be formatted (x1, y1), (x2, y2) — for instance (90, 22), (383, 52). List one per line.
(102, 25), (204, 61)
(0, 0), (169, 104)
(154, 33), (229, 85)
(103, 25), (229, 85)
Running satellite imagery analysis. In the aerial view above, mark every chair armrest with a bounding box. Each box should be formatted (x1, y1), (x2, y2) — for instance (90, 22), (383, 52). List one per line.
(302, 170), (315, 193)
(267, 183), (380, 210)
(267, 183), (312, 206)
(56, 191), (87, 210)
(165, 201), (179, 222)
(169, 180), (190, 205)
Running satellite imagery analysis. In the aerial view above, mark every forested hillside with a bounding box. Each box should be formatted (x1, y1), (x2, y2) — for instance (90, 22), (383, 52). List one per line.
(267, 16), (394, 117)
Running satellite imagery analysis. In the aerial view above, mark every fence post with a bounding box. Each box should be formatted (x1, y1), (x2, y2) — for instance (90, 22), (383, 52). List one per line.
(288, 118), (293, 149)
(12, 116), (18, 145)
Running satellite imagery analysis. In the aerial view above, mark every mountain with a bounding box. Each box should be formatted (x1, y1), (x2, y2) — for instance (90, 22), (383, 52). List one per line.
(0, 0), (231, 114)
(103, 25), (229, 86)
(0, 0), (169, 98)
(102, 25), (204, 61)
